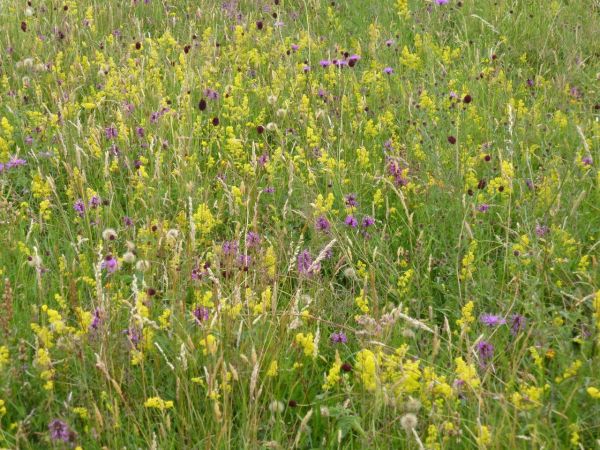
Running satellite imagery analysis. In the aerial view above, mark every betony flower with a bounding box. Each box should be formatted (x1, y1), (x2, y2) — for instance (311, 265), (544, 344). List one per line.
(344, 215), (358, 228)
(330, 332), (347, 344)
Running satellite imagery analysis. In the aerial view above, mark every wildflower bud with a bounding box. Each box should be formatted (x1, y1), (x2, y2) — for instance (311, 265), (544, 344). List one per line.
(400, 413), (418, 432)
(269, 400), (285, 413)
(102, 228), (117, 241)
(136, 260), (150, 272)
(122, 251), (136, 264)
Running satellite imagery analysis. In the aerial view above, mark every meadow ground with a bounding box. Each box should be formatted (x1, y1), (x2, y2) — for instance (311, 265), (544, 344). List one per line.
(0, 0), (599, 448)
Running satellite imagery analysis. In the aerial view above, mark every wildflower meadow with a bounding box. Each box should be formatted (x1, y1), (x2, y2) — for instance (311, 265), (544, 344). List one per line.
(1, 0), (599, 448)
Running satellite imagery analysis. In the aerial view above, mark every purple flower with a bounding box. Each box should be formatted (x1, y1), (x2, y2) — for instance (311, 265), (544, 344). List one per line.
(101, 255), (118, 273)
(509, 314), (526, 336)
(385, 39), (395, 47)
(125, 328), (141, 347)
(535, 224), (549, 237)
(345, 193), (358, 208)
(90, 308), (102, 331)
(297, 249), (320, 277)
(222, 240), (239, 256)
(344, 215), (358, 228)
(477, 204), (489, 213)
(105, 126), (118, 140)
(123, 216), (134, 227)
(476, 340), (494, 365)
(135, 126), (145, 138)
(48, 419), (73, 442)
(383, 67), (394, 75)
(258, 153), (269, 166)
(193, 306), (210, 324)
(316, 215), (331, 232)
(73, 199), (85, 216)
(348, 54), (361, 67)
(303, 65), (311, 72)
(361, 216), (375, 228)
(246, 231), (261, 248)
(582, 156), (593, 166)
(388, 161), (409, 187)
(436, 0), (449, 4)
(330, 331), (347, 344)
(237, 254), (251, 269)
(203, 88), (219, 100)
(291, 44), (299, 51)
(479, 314), (506, 327)
(2, 157), (27, 172)
(319, 60), (331, 68)
(89, 196), (101, 209)
(263, 186), (275, 193)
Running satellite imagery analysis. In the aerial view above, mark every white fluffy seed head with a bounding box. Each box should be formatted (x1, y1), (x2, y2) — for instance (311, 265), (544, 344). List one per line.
(400, 413), (418, 432)
(404, 398), (422, 413)
(135, 260), (150, 272)
(269, 400), (284, 413)
(122, 251), (136, 264)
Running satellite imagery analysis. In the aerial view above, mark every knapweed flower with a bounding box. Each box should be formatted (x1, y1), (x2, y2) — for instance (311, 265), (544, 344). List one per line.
(477, 204), (489, 213)
(436, 0), (449, 4)
(479, 314), (506, 327)
(101, 255), (118, 273)
(319, 60), (331, 68)
(330, 331), (347, 344)
(348, 54), (361, 67)
(383, 67), (394, 75)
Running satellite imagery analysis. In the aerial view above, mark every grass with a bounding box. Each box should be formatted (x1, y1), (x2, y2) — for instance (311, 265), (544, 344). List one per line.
(0, 0), (599, 448)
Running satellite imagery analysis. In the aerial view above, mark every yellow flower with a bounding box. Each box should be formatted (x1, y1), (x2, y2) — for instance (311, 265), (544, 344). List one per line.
(144, 396), (174, 410)
(322, 352), (343, 391)
(266, 360), (278, 378)
(295, 332), (315, 357)
(587, 387), (600, 399)
(454, 357), (480, 391)
(200, 334), (218, 356)
(355, 349), (377, 391)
